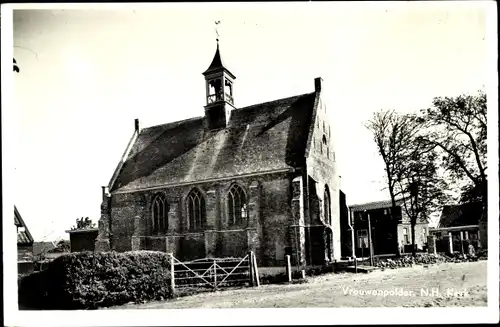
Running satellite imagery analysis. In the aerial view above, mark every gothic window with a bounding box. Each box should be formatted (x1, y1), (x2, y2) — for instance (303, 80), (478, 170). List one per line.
(151, 195), (168, 234)
(227, 184), (247, 226)
(324, 186), (331, 225)
(187, 188), (206, 230)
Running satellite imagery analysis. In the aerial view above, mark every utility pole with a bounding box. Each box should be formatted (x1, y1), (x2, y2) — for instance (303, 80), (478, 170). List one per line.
(367, 211), (374, 266)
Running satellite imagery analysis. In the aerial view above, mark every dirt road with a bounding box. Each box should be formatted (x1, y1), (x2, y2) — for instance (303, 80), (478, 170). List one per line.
(113, 261), (487, 309)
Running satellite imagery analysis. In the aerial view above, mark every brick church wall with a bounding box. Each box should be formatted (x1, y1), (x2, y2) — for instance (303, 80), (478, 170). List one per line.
(104, 171), (295, 266)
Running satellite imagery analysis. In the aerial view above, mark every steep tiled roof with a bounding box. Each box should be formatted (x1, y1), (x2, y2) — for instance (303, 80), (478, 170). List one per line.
(15, 206), (34, 245)
(111, 92), (316, 193)
(437, 202), (483, 228)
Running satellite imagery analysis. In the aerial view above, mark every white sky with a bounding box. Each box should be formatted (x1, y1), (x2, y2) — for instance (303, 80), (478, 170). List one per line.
(6, 2), (489, 241)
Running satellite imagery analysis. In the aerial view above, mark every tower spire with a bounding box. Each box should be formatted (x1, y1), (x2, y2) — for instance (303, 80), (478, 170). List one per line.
(203, 20), (236, 130)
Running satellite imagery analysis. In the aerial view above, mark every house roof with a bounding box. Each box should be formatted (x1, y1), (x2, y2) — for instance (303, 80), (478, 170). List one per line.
(33, 241), (56, 255)
(15, 206), (34, 245)
(111, 92), (317, 193)
(437, 202), (483, 228)
(203, 43), (235, 79)
(349, 199), (404, 212)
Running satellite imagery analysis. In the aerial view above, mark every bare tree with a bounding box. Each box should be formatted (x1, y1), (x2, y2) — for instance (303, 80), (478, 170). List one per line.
(367, 111), (448, 256)
(394, 135), (448, 255)
(366, 110), (421, 256)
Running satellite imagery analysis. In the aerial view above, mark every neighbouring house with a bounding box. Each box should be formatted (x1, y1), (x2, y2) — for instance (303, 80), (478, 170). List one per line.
(429, 202), (484, 253)
(32, 241), (56, 258)
(349, 199), (429, 257)
(66, 228), (99, 252)
(15, 206), (34, 262)
(15, 206), (34, 274)
(95, 40), (342, 267)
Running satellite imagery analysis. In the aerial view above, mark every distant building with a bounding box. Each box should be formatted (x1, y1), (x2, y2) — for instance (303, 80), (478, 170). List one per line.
(33, 241), (56, 257)
(66, 228), (99, 252)
(349, 199), (429, 257)
(95, 40), (342, 267)
(429, 202), (484, 252)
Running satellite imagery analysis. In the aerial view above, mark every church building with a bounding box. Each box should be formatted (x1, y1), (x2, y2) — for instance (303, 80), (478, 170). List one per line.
(95, 40), (341, 267)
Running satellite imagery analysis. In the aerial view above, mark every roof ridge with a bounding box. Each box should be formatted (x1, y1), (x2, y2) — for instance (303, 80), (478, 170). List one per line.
(141, 116), (204, 132)
(350, 198), (404, 208)
(236, 92), (315, 112)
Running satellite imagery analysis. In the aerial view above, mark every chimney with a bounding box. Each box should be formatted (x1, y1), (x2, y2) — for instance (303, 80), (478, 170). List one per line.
(134, 118), (140, 132)
(101, 186), (109, 199)
(314, 77), (323, 92)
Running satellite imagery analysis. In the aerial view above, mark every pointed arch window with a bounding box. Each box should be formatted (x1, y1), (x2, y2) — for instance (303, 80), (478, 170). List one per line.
(152, 195), (168, 234)
(228, 184), (248, 226)
(324, 186), (331, 225)
(321, 135), (327, 155)
(187, 188), (206, 230)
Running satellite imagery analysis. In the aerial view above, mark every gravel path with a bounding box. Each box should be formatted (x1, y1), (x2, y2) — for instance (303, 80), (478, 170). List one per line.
(111, 261), (487, 309)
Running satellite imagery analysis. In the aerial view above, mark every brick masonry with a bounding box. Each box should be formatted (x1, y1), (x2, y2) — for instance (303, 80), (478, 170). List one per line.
(98, 167), (341, 266)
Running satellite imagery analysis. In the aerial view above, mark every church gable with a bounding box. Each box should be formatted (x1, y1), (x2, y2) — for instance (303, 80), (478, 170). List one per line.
(111, 92), (316, 193)
(305, 78), (334, 163)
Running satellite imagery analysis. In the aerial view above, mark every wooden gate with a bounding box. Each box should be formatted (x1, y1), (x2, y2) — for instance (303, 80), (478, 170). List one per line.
(169, 251), (259, 293)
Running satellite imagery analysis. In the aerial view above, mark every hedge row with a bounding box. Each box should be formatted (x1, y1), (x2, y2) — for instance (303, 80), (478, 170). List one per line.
(18, 251), (173, 310)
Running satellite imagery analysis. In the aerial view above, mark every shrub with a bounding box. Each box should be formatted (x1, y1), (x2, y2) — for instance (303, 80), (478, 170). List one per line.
(18, 270), (51, 309)
(18, 251), (173, 310)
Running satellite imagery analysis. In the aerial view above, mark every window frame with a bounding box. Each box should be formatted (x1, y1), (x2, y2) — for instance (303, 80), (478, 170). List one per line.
(187, 188), (206, 231)
(227, 184), (248, 227)
(324, 186), (331, 225)
(151, 194), (168, 235)
(357, 229), (368, 248)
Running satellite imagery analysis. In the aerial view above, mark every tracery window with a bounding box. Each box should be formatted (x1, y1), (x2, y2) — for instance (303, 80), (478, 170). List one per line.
(324, 186), (331, 225)
(227, 184), (247, 226)
(152, 195), (168, 234)
(187, 188), (206, 230)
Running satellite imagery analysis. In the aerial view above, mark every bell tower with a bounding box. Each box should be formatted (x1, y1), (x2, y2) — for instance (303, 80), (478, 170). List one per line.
(203, 34), (236, 130)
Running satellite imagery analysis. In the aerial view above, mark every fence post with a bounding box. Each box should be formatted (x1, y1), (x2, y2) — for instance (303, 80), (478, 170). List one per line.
(169, 253), (175, 297)
(286, 255), (292, 283)
(248, 251), (254, 286)
(214, 260), (217, 291)
(448, 232), (453, 254)
(252, 252), (260, 287)
(460, 231), (465, 254)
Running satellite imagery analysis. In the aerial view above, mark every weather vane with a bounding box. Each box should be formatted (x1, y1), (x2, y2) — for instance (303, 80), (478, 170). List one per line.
(215, 20), (221, 43)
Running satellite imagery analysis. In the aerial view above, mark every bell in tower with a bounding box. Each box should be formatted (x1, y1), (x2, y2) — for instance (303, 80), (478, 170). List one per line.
(203, 37), (236, 131)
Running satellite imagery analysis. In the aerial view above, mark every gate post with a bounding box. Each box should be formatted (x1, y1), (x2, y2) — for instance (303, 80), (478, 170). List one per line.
(286, 255), (292, 283)
(214, 260), (217, 291)
(252, 252), (260, 287)
(448, 232), (454, 254)
(169, 253), (175, 298)
(248, 251), (254, 286)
